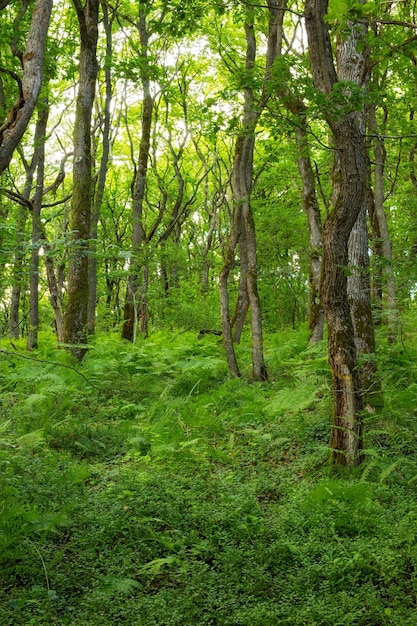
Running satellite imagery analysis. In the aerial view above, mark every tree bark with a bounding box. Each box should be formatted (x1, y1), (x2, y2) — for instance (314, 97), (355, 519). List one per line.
(27, 98), (48, 350)
(369, 104), (399, 342)
(88, 0), (113, 335)
(305, 0), (372, 465)
(294, 117), (324, 343)
(0, 0), (53, 173)
(220, 0), (283, 380)
(9, 153), (37, 338)
(231, 231), (249, 344)
(219, 201), (242, 377)
(64, 0), (99, 360)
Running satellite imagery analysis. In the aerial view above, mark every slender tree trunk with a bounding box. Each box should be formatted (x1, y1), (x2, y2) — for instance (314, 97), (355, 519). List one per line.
(220, 1), (283, 380)
(44, 244), (65, 342)
(231, 231), (249, 344)
(122, 6), (152, 342)
(64, 0), (99, 360)
(9, 156), (37, 338)
(367, 172), (383, 321)
(219, 205), (242, 377)
(369, 105), (399, 342)
(27, 98), (48, 350)
(9, 205), (28, 339)
(294, 118), (324, 343)
(88, 0), (113, 335)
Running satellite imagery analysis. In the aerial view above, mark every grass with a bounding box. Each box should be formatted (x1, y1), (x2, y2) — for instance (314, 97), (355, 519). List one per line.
(1, 324), (417, 624)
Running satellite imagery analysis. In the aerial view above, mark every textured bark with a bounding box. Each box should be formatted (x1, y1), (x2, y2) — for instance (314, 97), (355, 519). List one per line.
(64, 0), (99, 360)
(231, 231), (249, 344)
(369, 105), (399, 342)
(347, 202), (378, 406)
(294, 118), (324, 343)
(367, 173), (383, 320)
(44, 244), (65, 342)
(88, 0), (113, 335)
(0, 0), (52, 173)
(219, 204), (242, 378)
(305, 0), (372, 465)
(220, 0), (283, 380)
(27, 99), (48, 350)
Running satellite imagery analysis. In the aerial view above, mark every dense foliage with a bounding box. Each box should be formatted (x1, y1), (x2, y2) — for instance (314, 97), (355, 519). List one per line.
(1, 321), (417, 624)
(1, 0), (417, 618)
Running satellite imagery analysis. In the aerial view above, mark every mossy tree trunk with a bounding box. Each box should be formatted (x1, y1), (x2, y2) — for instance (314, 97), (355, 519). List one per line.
(305, 0), (373, 465)
(87, 0), (113, 335)
(64, 0), (99, 360)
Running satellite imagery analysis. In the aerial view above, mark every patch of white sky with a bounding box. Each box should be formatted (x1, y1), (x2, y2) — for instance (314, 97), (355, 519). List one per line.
(43, 6), (307, 185)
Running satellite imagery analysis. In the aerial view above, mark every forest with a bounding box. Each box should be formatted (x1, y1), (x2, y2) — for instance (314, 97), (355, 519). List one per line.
(1, 0), (417, 623)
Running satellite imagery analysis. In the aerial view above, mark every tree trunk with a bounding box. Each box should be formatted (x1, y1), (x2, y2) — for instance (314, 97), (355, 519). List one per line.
(9, 153), (37, 338)
(9, 204), (28, 339)
(64, 0), (99, 360)
(88, 0), (113, 335)
(369, 105), (399, 342)
(305, 0), (372, 465)
(367, 172), (383, 322)
(231, 231), (249, 344)
(27, 99), (48, 350)
(220, 1), (283, 380)
(219, 204), (242, 378)
(0, 0), (53, 173)
(347, 201), (378, 407)
(122, 6), (152, 342)
(294, 118), (324, 343)
(44, 245), (65, 342)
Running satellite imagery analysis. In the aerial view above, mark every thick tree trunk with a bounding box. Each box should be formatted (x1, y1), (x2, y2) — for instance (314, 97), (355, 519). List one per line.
(305, 0), (372, 465)
(64, 0), (99, 360)
(347, 201), (378, 407)
(27, 99), (48, 350)
(321, 118), (367, 464)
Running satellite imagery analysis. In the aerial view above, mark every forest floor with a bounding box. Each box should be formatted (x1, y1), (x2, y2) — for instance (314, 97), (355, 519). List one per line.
(1, 319), (417, 625)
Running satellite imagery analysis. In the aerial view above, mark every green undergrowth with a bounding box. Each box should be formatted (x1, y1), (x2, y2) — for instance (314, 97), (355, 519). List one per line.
(1, 326), (417, 624)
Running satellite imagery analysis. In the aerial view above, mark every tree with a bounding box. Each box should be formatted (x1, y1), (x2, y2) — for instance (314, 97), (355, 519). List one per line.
(304, 0), (373, 465)
(0, 0), (53, 173)
(87, 0), (114, 335)
(27, 97), (48, 350)
(63, 0), (99, 360)
(219, 0), (284, 381)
